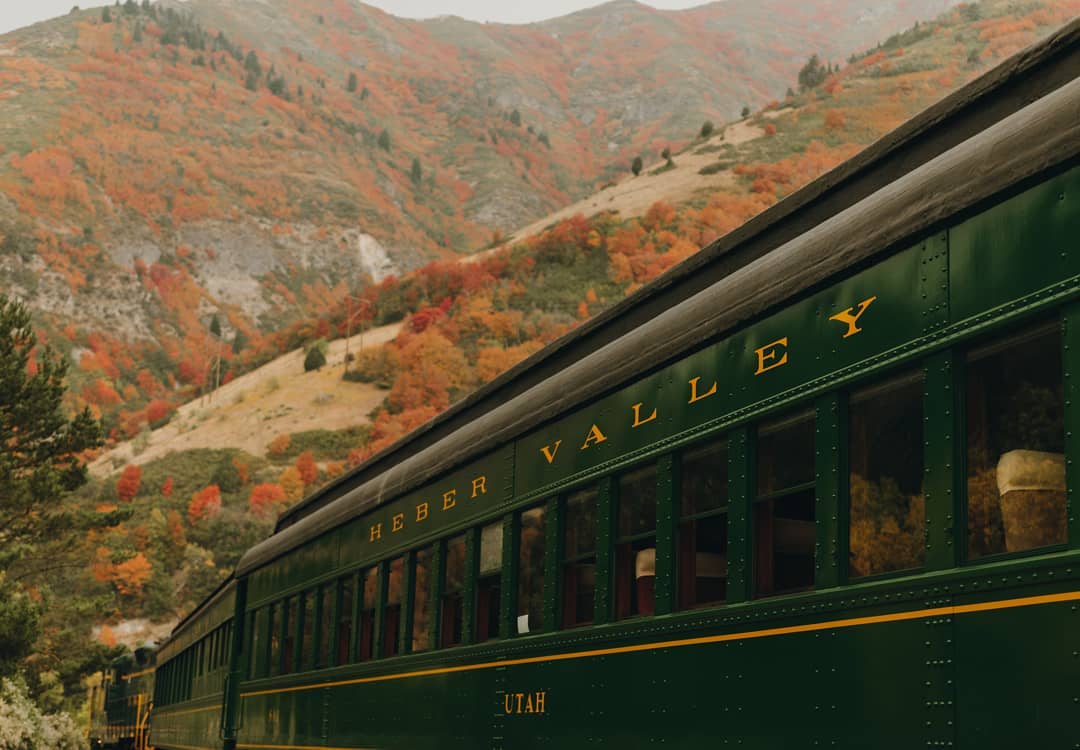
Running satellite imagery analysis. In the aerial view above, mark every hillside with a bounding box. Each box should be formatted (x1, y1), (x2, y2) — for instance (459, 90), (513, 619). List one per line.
(0, 0), (966, 450)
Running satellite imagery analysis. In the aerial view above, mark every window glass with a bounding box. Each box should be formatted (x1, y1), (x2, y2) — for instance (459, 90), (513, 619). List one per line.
(476, 521), (503, 642)
(441, 535), (467, 648)
(268, 603), (281, 677)
(679, 440), (728, 610)
(615, 464), (657, 619)
(384, 557), (404, 657)
(967, 323), (1065, 558)
(300, 591), (314, 672)
(248, 611), (260, 679)
(517, 506), (546, 635)
(411, 548), (433, 652)
(357, 568), (377, 661)
(849, 372), (925, 578)
(755, 410), (816, 597)
(337, 576), (354, 665)
(317, 585), (332, 669)
(283, 597), (298, 673)
(561, 487), (597, 628)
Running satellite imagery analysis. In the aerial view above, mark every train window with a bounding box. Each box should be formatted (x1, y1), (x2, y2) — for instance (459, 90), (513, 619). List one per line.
(412, 547), (433, 652)
(337, 576), (354, 665)
(849, 371), (925, 578)
(298, 592), (314, 672)
(679, 439), (729, 609)
(517, 506), (546, 634)
(358, 568), (378, 661)
(383, 557), (404, 657)
(267, 603), (279, 678)
(615, 464), (658, 619)
(441, 535), (467, 648)
(755, 410), (816, 597)
(317, 584), (332, 669)
(561, 486), (598, 628)
(476, 521), (503, 642)
(283, 596), (298, 674)
(966, 322), (1065, 559)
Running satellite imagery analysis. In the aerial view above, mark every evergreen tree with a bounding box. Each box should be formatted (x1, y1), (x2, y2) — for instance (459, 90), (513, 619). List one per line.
(377, 129), (391, 151)
(244, 50), (261, 78)
(101, 6), (112, 22)
(797, 53), (828, 92)
(209, 315), (222, 339)
(631, 156), (643, 176)
(347, 72), (358, 92)
(410, 158), (422, 186)
(741, 105), (750, 118)
(510, 109), (522, 126)
(699, 120), (714, 138)
(0, 295), (103, 570)
(304, 345), (327, 372)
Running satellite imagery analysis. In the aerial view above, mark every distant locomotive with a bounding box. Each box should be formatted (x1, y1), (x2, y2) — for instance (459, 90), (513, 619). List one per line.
(103, 19), (1080, 750)
(87, 647), (154, 750)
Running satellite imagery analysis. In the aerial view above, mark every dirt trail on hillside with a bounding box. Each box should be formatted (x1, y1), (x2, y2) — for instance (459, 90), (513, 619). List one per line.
(91, 322), (402, 475)
(473, 118), (764, 258)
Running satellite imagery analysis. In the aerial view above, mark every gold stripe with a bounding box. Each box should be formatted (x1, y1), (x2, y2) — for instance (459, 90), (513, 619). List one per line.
(154, 704), (220, 717)
(237, 744), (377, 750)
(155, 744), (216, 750)
(241, 590), (1080, 699)
(122, 668), (155, 681)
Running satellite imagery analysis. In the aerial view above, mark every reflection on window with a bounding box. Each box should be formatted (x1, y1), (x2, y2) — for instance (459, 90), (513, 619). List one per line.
(679, 440), (728, 609)
(317, 585), (332, 669)
(357, 568), (377, 661)
(755, 410), (816, 597)
(849, 372), (925, 578)
(248, 609), (261, 679)
(337, 576), (353, 666)
(412, 547), (433, 652)
(562, 487), (597, 628)
(476, 522), (502, 642)
(283, 597), (297, 673)
(383, 557), (404, 657)
(967, 323), (1066, 558)
(268, 603), (279, 677)
(441, 535), (466, 648)
(300, 591), (314, 672)
(517, 506), (545, 634)
(615, 464), (657, 619)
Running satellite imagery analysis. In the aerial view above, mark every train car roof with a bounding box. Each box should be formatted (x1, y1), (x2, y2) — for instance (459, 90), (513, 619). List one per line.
(157, 575), (236, 652)
(238, 18), (1080, 578)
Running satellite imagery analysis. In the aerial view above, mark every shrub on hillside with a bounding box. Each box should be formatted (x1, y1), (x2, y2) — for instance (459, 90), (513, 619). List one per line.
(0, 678), (82, 750)
(303, 342), (327, 372)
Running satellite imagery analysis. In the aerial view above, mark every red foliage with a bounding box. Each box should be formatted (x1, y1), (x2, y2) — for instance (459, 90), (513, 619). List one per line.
(295, 451), (319, 486)
(188, 485), (222, 524)
(161, 477), (174, 497)
(116, 465), (142, 503)
(248, 482), (287, 517)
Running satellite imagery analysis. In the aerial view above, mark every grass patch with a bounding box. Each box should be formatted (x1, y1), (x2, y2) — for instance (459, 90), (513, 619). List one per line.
(276, 426), (371, 461)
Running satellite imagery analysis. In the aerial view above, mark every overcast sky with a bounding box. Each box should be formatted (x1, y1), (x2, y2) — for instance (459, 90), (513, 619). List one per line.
(0, 0), (706, 35)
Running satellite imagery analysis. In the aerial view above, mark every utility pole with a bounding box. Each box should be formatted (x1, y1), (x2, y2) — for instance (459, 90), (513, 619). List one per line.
(343, 296), (372, 376)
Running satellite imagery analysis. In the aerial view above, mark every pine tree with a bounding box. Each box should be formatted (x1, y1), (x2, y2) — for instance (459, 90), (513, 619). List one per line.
(631, 156), (643, 176)
(410, 158), (422, 186)
(797, 54), (828, 92)
(347, 72), (358, 93)
(699, 120), (714, 138)
(0, 295), (103, 570)
(510, 109), (522, 126)
(741, 106), (750, 118)
(378, 129), (391, 151)
(101, 6), (112, 22)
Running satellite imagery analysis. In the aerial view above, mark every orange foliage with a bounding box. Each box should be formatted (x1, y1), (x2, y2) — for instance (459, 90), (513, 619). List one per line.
(248, 482), (287, 517)
(295, 451), (319, 486)
(267, 434), (291, 458)
(279, 466), (305, 502)
(188, 485), (222, 523)
(161, 477), (174, 497)
(111, 553), (152, 596)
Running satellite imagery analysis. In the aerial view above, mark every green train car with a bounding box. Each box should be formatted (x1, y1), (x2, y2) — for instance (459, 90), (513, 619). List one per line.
(88, 647), (155, 750)
(149, 20), (1080, 750)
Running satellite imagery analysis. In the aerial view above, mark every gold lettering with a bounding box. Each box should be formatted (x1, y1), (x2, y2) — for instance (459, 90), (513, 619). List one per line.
(442, 490), (457, 511)
(369, 523), (382, 542)
(525, 694), (535, 714)
(471, 475), (487, 498)
(540, 440), (563, 464)
(580, 424), (608, 450)
(688, 376), (718, 404)
(754, 338), (789, 375)
(504, 695), (514, 715)
(828, 296), (878, 338)
(515, 693), (525, 714)
(535, 691), (546, 714)
(415, 502), (429, 522)
(392, 513), (404, 532)
(631, 402), (657, 428)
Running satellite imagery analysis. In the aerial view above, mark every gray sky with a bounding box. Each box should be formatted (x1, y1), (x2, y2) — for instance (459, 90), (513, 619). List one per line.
(0, 0), (706, 35)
